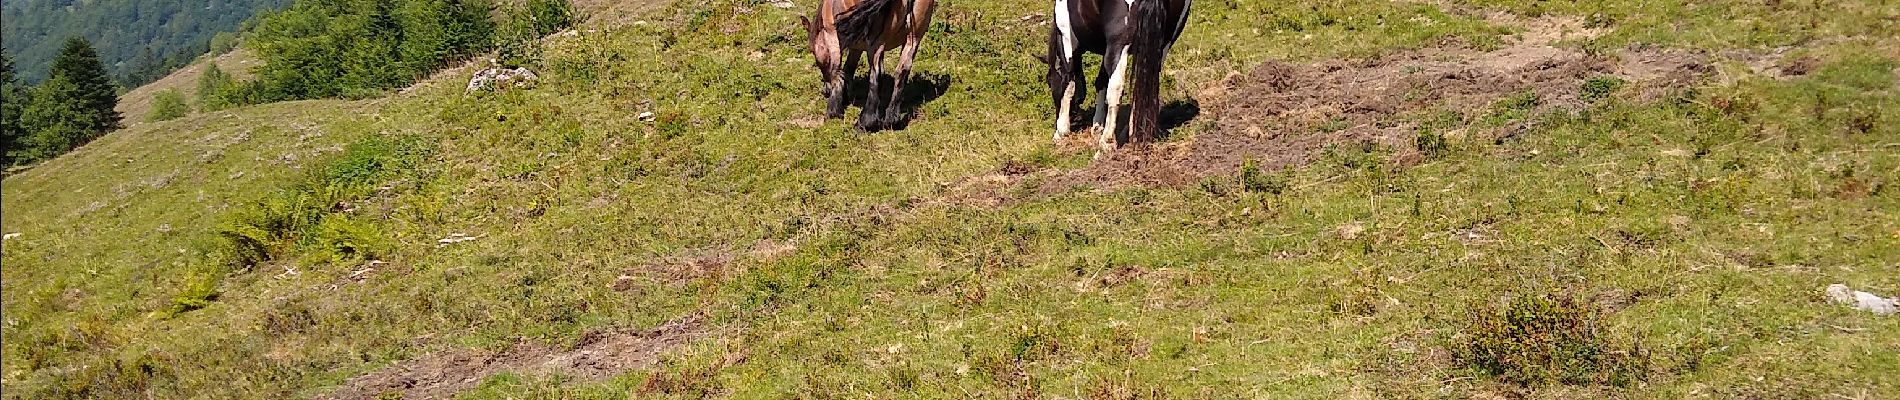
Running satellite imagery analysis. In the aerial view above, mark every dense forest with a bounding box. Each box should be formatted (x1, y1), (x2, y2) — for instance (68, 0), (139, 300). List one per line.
(1, 0), (292, 88)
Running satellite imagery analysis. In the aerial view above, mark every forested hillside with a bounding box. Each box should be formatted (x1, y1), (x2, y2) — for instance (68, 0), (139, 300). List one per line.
(1, 0), (290, 87)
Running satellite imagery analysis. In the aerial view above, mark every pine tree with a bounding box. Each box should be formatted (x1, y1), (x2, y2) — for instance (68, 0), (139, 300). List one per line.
(1, 53), (25, 166)
(47, 38), (121, 133)
(18, 76), (95, 162)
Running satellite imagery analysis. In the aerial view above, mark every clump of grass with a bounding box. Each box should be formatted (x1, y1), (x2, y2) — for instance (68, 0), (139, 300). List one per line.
(1477, 90), (1543, 127)
(1454, 292), (1650, 387)
(1581, 76), (1626, 103)
(1238, 160), (1286, 194)
(1415, 129), (1449, 159)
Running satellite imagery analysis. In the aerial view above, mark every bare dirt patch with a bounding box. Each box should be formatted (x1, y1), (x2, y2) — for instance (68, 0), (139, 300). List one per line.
(320, 315), (707, 400)
(983, 45), (1669, 197)
(973, 33), (1748, 199)
(929, 11), (1840, 203)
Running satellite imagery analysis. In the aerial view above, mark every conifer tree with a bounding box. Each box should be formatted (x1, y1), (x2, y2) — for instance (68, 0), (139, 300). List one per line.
(47, 38), (121, 133)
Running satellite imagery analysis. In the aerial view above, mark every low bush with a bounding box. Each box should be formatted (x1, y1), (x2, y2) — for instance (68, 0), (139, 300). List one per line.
(1454, 292), (1650, 387)
(148, 89), (192, 121)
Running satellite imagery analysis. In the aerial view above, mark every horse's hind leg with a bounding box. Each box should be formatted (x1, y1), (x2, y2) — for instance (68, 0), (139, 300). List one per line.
(1097, 45), (1132, 154)
(1091, 49), (1121, 131)
(856, 46), (889, 131)
(881, 34), (925, 130)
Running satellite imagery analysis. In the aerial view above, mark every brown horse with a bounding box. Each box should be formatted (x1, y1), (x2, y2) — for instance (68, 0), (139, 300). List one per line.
(1039, 0), (1190, 153)
(799, 0), (937, 132)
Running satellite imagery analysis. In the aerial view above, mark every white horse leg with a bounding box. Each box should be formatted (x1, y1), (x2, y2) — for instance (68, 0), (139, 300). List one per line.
(1099, 44), (1131, 154)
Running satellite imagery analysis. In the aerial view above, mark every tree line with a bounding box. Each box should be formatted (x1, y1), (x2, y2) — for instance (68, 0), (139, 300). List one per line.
(2, 0), (575, 168)
(193, 0), (574, 108)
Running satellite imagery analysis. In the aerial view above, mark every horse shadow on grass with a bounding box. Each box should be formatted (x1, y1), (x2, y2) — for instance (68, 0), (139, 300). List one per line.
(845, 72), (952, 130)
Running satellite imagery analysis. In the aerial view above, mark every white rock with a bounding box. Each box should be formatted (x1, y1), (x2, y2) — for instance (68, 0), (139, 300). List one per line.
(1827, 284), (1897, 315)
(467, 67), (539, 92)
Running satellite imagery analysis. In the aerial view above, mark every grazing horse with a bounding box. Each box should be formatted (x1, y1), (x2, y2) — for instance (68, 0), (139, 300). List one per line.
(799, 0), (938, 132)
(1039, 0), (1189, 152)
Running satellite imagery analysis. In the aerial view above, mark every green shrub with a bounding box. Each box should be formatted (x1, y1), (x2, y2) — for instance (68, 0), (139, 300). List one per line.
(196, 64), (241, 111)
(1238, 160), (1285, 194)
(1454, 292), (1649, 387)
(165, 272), (222, 317)
(1414, 129), (1448, 159)
(216, 190), (326, 269)
(1581, 76), (1627, 103)
(305, 215), (393, 264)
(148, 89), (192, 122)
(519, 0), (577, 38)
(496, 0), (578, 68)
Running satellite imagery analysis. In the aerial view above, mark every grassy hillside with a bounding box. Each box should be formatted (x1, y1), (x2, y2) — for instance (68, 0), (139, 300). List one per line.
(113, 49), (262, 126)
(3, 0), (1897, 398)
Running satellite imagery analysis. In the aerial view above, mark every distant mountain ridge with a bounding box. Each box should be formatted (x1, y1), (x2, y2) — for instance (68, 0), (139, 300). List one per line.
(1, 0), (291, 86)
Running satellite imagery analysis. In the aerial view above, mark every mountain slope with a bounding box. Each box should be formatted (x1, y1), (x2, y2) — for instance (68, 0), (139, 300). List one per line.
(3, 0), (1897, 398)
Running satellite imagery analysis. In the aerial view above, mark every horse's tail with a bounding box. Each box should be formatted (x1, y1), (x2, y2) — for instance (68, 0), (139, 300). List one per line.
(1128, 0), (1173, 143)
(836, 0), (899, 48)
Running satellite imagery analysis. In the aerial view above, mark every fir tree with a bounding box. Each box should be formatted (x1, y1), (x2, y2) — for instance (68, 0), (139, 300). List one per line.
(47, 38), (122, 133)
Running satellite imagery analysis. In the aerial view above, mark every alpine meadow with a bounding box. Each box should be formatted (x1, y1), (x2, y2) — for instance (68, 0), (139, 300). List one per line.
(1, 0), (1897, 399)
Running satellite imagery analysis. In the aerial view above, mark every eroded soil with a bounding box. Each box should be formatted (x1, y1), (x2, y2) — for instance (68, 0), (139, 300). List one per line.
(946, 14), (1807, 203)
(319, 315), (706, 400)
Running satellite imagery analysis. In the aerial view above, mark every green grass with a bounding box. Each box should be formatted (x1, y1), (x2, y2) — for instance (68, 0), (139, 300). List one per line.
(1459, 0), (1900, 49)
(4, 0), (1898, 398)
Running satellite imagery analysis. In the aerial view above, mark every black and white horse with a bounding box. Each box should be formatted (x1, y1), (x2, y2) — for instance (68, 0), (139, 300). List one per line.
(1039, 0), (1189, 153)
